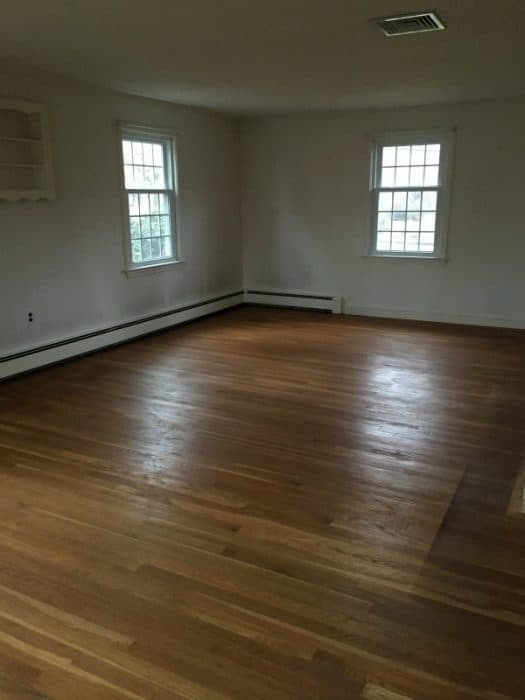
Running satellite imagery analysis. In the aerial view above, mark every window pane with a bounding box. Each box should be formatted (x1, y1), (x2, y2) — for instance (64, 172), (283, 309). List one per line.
(409, 166), (424, 187)
(376, 232), (391, 251)
(393, 191), (407, 211)
(377, 212), (392, 231)
(381, 168), (395, 187)
(382, 146), (396, 167)
(142, 239), (152, 260)
(425, 144), (441, 165)
(124, 165), (134, 188)
(132, 240), (142, 262)
(410, 145), (425, 166)
(378, 191), (393, 211)
(421, 211), (436, 231)
(143, 142), (154, 166)
(391, 232), (405, 251)
(408, 191), (422, 210)
(396, 146), (410, 166)
(140, 216), (151, 237)
(151, 216), (160, 236)
(392, 212), (406, 231)
(420, 231), (435, 246)
(420, 231), (435, 252)
(405, 232), (419, 252)
(161, 237), (172, 257)
(139, 193), (150, 215)
(133, 166), (145, 187)
(129, 217), (141, 239)
(150, 193), (160, 214)
(420, 235), (435, 253)
(160, 215), (171, 235)
(406, 211), (421, 231)
(153, 168), (165, 187)
(151, 237), (161, 259)
(122, 140), (133, 164)
(132, 141), (143, 164)
(395, 167), (409, 187)
(424, 166), (439, 187)
(159, 193), (170, 214)
(153, 144), (164, 167)
(128, 193), (139, 216)
(143, 167), (153, 186)
(422, 191), (437, 210)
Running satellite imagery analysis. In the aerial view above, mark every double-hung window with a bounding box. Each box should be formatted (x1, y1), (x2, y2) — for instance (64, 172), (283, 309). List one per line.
(119, 125), (179, 271)
(370, 129), (454, 258)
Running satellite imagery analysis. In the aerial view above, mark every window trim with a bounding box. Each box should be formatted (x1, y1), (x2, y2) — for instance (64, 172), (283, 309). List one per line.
(118, 122), (181, 273)
(368, 128), (456, 260)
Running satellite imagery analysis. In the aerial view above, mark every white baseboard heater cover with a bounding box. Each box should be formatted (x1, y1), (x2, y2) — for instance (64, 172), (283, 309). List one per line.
(1, 291), (244, 381)
(245, 290), (342, 314)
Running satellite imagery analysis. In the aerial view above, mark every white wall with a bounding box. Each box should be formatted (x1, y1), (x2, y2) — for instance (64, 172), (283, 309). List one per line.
(242, 98), (525, 327)
(2, 74), (524, 356)
(0, 68), (242, 356)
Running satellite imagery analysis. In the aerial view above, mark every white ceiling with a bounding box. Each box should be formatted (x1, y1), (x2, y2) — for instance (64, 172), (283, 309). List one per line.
(2, 0), (525, 114)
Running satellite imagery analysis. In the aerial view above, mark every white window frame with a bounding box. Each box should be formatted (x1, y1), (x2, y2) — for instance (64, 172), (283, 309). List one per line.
(369, 128), (455, 260)
(118, 123), (180, 274)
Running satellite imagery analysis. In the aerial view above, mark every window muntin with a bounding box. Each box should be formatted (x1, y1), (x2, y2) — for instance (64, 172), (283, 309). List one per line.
(371, 132), (453, 258)
(120, 129), (177, 269)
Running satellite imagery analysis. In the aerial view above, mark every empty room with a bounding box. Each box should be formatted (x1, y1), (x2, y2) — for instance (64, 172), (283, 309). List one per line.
(1, 1), (525, 698)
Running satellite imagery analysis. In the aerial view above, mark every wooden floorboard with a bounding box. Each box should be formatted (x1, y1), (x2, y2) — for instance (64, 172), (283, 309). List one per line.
(0, 306), (524, 699)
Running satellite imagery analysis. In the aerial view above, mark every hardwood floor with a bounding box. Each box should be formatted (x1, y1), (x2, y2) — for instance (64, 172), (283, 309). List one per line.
(1, 306), (525, 699)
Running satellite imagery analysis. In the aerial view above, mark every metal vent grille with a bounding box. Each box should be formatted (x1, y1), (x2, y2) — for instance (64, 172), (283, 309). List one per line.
(375, 12), (446, 36)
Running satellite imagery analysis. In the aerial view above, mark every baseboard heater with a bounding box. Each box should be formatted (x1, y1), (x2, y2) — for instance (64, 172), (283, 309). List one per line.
(245, 290), (342, 314)
(0, 291), (244, 381)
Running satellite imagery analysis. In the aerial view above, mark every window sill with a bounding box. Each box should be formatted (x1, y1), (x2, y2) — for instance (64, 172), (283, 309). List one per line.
(123, 260), (185, 278)
(362, 254), (449, 263)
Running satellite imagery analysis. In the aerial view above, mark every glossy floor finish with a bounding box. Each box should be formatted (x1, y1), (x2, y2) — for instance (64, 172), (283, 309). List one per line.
(1, 307), (525, 700)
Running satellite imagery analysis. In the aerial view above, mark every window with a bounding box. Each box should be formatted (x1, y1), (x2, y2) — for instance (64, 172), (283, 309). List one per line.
(370, 130), (454, 258)
(119, 125), (178, 271)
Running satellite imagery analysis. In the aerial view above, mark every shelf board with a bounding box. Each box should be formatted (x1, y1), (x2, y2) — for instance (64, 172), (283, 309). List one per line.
(0, 136), (41, 144)
(0, 189), (52, 202)
(0, 162), (43, 169)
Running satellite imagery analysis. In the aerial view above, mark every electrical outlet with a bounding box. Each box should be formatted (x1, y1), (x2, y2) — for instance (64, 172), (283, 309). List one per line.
(28, 312), (34, 323)
(304, 266), (311, 282)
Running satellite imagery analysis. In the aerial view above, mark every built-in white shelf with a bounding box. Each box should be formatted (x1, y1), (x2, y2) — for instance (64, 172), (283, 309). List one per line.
(0, 98), (55, 201)
(0, 136), (41, 144)
(0, 162), (43, 168)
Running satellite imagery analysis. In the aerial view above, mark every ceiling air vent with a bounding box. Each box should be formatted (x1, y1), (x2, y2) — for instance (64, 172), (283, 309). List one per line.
(375, 11), (446, 37)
